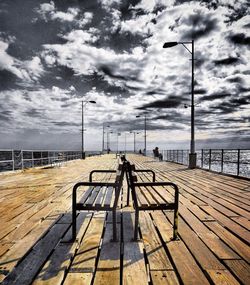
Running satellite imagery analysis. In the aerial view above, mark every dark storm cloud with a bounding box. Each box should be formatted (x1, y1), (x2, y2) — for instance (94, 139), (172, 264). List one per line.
(153, 111), (189, 125)
(214, 57), (240, 65)
(0, 69), (18, 91)
(138, 97), (182, 110)
(145, 89), (165, 96)
(226, 75), (244, 84)
(0, 110), (12, 122)
(194, 88), (207, 95)
(0, 1), (69, 60)
(53, 121), (80, 127)
(230, 96), (250, 106)
(99, 65), (138, 81)
(229, 33), (250, 45)
(25, 108), (44, 118)
(181, 12), (219, 40)
(201, 92), (229, 102)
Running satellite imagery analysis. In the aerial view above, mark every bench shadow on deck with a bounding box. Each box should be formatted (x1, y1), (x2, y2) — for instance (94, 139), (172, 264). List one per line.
(0, 154), (249, 285)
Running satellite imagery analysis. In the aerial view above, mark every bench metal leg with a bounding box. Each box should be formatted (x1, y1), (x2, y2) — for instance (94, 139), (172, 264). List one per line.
(126, 171), (130, 206)
(112, 209), (117, 242)
(173, 207), (178, 240)
(72, 190), (77, 241)
(134, 210), (139, 241)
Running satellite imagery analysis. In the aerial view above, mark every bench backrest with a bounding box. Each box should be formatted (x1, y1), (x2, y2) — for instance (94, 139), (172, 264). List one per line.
(124, 161), (137, 188)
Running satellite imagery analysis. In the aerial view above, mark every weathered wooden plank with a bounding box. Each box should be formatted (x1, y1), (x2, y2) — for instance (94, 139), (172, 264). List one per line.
(0, 218), (57, 283)
(64, 212), (106, 285)
(231, 216), (250, 231)
(135, 188), (149, 207)
(200, 205), (250, 244)
(151, 211), (210, 285)
(168, 213), (226, 269)
(204, 221), (250, 263)
(140, 211), (173, 270)
(139, 211), (180, 284)
(122, 211), (148, 285)
(178, 207), (240, 259)
(33, 213), (91, 285)
(93, 219), (121, 284)
(150, 270), (180, 285)
(1, 223), (69, 285)
(140, 186), (158, 206)
(224, 259), (250, 285)
(206, 269), (240, 285)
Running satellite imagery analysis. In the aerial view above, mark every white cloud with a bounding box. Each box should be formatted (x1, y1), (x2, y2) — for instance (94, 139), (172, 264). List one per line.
(51, 8), (79, 22)
(36, 2), (80, 23)
(78, 12), (93, 27)
(120, 14), (155, 35)
(24, 56), (44, 80)
(63, 29), (99, 44)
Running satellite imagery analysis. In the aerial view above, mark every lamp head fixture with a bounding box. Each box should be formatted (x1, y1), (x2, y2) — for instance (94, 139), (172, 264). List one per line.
(163, 42), (178, 48)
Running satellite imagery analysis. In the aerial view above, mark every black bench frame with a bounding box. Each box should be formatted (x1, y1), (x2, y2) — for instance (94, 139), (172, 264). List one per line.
(125, 160), (179, 241)
(72, 163), (125, 242)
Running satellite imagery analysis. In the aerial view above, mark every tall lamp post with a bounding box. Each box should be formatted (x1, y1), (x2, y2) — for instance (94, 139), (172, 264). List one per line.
(130, 131), (140, 153)
(136, 114), (147, 156)
(163, 40), (196, 168)
(102, 124), (110, 153)
(82, 100), (96, 159)
(117, 132), (121, 153)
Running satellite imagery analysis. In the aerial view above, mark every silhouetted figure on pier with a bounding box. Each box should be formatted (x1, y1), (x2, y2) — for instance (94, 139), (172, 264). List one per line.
(153, 147), (163, 161)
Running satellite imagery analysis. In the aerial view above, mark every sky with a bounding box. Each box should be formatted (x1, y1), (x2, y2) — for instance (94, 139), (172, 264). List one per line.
(0, 0), (249, 151)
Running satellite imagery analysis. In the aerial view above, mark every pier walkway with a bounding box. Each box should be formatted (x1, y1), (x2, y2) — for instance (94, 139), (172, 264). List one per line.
(0, 154), (249, 284)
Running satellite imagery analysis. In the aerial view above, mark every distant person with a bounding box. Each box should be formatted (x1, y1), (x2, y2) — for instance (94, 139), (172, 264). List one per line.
(139, 149), (142, 154)
(153, 147), (163, 161)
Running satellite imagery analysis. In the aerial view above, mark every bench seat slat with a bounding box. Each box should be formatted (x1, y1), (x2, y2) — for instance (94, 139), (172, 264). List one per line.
(103, 186), (115, 207)
(78, 186), (94, 204)
(94, 186), (107, 207)
(85, 186), (101, 206)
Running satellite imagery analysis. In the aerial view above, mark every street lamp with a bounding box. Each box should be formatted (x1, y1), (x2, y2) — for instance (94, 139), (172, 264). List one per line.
(82, 100), (96, 159)
(136, 114), (147, 156)
(130, 131), (140, 153)
(102, 124), (110, 153)
(163, 40), (196, 168)
(116, 132), (121, 153)
(108, 130), (113, 153)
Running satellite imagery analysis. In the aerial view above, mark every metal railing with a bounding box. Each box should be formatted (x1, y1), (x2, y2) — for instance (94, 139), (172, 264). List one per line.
(0, 149), (82, 172)
(162, 149), (250, 178)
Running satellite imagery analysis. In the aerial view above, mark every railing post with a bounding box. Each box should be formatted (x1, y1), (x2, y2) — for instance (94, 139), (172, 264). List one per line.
(21, 150), (24, 170)
(221, 149), (224, 173)
(201, 149), (203, 168)
(12, 150), (14, 171)
(32, 151), (34, 168)
(237, 149), (240, 176)
(209, 149), (211, 170)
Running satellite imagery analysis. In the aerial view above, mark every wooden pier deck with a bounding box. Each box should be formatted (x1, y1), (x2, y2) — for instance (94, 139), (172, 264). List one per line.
(0, 154), (249, 285)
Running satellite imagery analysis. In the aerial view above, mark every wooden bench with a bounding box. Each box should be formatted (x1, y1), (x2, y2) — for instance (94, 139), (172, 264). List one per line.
(125, 160), (179, 240)
(72, 163), (125, 241)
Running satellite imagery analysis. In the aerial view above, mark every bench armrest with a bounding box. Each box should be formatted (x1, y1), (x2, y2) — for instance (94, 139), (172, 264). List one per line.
(89, 170), (117, 182)
(134, 169), (156, 182)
